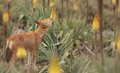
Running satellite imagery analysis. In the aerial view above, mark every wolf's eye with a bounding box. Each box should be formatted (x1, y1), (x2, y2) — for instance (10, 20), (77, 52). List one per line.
(42, 23), (46, 28)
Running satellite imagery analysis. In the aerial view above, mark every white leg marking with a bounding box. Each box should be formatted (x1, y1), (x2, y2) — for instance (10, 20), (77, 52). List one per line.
(8, 41), (14, 50)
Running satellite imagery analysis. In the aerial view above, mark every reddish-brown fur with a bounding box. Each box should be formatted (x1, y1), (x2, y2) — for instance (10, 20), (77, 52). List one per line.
(5, 18), (53, 65)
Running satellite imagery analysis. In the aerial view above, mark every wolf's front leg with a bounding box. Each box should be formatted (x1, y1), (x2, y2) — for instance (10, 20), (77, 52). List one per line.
(25, 51), (31, 67)
(31, 49), (38, 70)
(11, 52), (17, 65)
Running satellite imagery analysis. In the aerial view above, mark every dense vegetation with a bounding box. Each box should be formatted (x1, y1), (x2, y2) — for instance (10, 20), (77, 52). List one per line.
(0, 0), (120, 73)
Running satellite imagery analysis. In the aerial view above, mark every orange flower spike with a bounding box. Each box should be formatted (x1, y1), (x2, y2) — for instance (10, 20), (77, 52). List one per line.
(115, 6), (120, 13)
(7, 0), (12, 4)
(2, 9), (9, 25)
(92, 14), (100, 32)
(73, 0), (78, 11)
(112, 0), (116, 5)
(116, 34), (120, 52)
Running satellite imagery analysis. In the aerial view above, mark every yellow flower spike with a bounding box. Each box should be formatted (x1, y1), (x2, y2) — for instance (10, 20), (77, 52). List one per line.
(48, 53), (62, 73)
(112, 0), (116, 5)
(16, 47), (27, 59)
(92, 14), (100, 32)
(50, 0), (55, 7)
(50, 7), (57, 21)
(32, 0), (38, 11)
(2, 9), (9, 25)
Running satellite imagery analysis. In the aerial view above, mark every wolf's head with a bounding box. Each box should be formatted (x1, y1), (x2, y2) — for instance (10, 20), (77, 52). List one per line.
(35, 18), (53, 32)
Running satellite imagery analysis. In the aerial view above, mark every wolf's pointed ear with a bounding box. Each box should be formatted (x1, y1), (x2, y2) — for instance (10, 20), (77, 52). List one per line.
(35, 20), (42, 25)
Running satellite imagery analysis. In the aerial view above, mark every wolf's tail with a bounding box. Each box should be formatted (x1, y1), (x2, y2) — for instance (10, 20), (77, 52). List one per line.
(5, 42), (12, 63)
